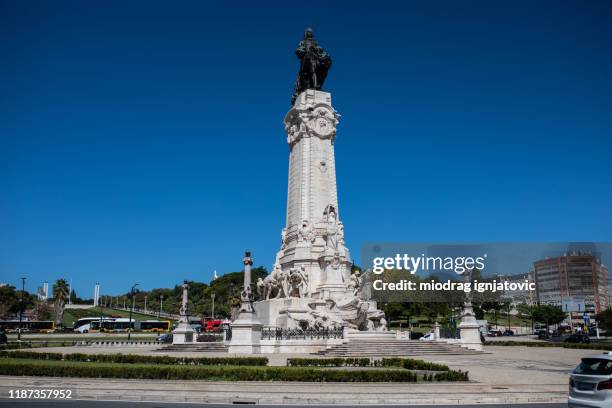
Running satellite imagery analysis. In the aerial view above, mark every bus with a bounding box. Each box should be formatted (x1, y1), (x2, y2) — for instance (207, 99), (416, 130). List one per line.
(73, 317), (115, 333)
(88, 318), (171, 333)
(202, 317), (223, 333)
(138, 320), (171, 333)
(0, 320), (55, 333)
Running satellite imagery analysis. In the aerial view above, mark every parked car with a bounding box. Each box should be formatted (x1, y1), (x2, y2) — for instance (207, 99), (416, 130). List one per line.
(488, 330), (502, 337)
(565, 333), (591, 344)
(156, 333), (173, 343)
(569, 352), (612, 407)
(503, 329), (514, 336)
(419, 332), (435, 341)
(537, 331), (550, 340)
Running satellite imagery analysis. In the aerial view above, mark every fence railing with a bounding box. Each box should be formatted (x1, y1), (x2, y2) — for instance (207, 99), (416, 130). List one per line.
(260, 327), (343, 341)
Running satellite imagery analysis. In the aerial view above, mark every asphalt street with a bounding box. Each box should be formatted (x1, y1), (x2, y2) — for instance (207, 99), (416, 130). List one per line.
(0, 400), (569, 408)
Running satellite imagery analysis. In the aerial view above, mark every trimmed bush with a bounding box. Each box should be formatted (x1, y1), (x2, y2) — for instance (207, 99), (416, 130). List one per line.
(0, 359), (418, 382)
(0, 351), (268, 366)
(433, 370), (469, 382)
(376, 358), (449, 371)
(287, 357), (370, 367)
(287, 357), (449, 371)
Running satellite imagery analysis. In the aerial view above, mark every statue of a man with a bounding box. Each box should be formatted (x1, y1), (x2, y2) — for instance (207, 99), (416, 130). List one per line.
(292, 28), (332, 104)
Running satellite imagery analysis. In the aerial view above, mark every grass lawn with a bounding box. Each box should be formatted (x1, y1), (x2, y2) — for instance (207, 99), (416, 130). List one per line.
(484, 312), (531, 328)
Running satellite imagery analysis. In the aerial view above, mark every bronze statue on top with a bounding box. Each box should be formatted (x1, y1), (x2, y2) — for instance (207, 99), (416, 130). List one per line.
(292, 28), (332, 104)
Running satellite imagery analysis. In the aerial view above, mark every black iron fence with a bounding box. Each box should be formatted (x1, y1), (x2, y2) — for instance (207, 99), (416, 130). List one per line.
(441, 327), (460, 339)
(260, 327), (343, 341)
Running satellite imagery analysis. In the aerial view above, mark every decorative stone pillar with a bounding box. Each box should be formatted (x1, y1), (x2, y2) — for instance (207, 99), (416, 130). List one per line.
(172, 281), (195, 344)
(458, 270), (483, 351)
(229, 251), (262, 354)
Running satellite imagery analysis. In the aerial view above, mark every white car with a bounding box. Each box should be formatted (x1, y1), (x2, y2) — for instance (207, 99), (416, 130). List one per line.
(419, 332), (435, 341)
(569, 351), (612, 407)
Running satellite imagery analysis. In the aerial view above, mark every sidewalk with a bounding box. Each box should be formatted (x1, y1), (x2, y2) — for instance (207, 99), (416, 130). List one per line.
(0, 376), (567, 405)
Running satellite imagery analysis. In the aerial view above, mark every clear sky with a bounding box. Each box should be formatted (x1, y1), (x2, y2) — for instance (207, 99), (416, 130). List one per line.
(1, 1), (611, 297)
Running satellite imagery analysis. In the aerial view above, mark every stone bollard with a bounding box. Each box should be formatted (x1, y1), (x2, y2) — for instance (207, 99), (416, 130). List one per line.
(433, 322), (441, 340)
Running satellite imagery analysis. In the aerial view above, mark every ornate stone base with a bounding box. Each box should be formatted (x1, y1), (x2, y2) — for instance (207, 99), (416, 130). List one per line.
(228, 312), (263, 354)
(458, 321), (483, 351)
(172, 322), (195, 344)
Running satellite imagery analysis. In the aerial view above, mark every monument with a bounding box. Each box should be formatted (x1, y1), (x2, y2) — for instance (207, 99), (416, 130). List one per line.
(172, 281), (195, 344)
(228, 251), (263, 353)
(253, 29), (387, 333)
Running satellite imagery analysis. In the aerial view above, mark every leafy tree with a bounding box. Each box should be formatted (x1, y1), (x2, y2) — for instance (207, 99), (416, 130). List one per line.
(532, 305), (566, 328)
(595, 309), (612, 331)
(0, 285), (34, 319)
(482, 301), (502, 328)
(383, 303), (404, 321)
(52, 279), (70, 327)
(69, 289), (78, 304)
(473, 305), (485, 320)
(32, 300), (51, 320)
(120, 266), (269, 319)
(517, 303), (537, 331)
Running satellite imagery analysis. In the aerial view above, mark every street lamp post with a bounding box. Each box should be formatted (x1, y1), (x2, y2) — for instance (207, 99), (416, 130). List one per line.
(211, 293), (216, 319)
(18, 277), (26, 342)
(159, 295), (164, 318)
(507, 303), (512, 333)
(144, 295), (147, 314)
(128, 283), (139, 341)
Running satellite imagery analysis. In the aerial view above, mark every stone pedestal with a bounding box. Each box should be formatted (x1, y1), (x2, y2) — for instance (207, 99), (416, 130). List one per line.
(458, 303), (483, 351)
(433, 322), (441, 341)
(228, 313), (262, 354)
(172, 322), (195, 344)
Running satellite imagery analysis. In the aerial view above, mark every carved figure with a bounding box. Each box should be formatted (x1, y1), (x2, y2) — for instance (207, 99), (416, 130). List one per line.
(297, 220), (315, 245)
(348, 270), (362, 296)
(256, 277), (266, 298)
(287, 266), (309, 297)
(323, 205), (339, 252)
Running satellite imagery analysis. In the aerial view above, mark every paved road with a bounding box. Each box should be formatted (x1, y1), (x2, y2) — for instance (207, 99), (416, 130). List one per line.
(0, 400), (569, 408)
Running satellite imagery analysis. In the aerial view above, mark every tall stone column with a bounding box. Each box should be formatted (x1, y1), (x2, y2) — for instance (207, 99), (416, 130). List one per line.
(172, 281), (195, 344)
(277, 90), (351, 299)
(240, 252), (255, 313)
(229, 251), (262, 354)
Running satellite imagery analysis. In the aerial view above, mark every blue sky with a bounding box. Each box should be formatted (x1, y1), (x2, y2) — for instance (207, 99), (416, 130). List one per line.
(1, 1), (611, 297)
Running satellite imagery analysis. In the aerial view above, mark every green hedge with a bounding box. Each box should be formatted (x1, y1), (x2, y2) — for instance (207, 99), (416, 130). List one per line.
(287, 357), (371, 367)
(378, 358), (449, 371)
(489, 341), (612, 350)
(0, 351), (268, 366)
(287, 357), (449, 371)
(0, 359), (419, 382)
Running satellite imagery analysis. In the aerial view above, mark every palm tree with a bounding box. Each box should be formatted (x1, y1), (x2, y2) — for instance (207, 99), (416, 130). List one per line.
(53, 279), (69, 327)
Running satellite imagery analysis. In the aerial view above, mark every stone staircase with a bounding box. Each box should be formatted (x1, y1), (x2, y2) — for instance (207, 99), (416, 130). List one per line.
(314, 339), (481, 357)
(154, 342), (228, 353)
